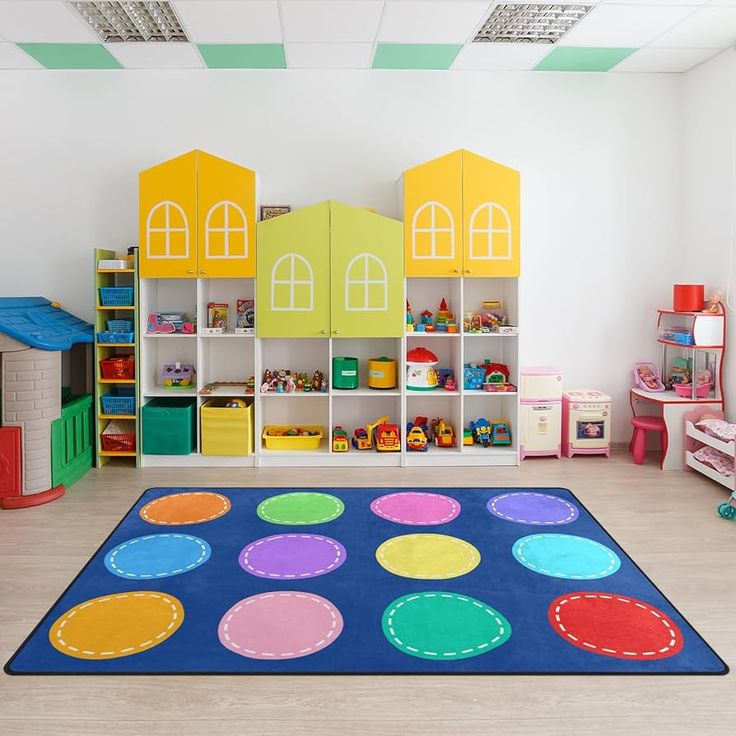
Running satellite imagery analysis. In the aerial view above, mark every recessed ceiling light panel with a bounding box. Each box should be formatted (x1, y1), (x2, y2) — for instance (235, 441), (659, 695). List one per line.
(473, 3), (593, 45)
(70, 2), (189, 42)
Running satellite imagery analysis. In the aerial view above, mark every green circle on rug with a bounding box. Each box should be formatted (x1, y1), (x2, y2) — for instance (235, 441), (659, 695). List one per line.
(382, 591), (512, 661)
(257, 492), (345, 525)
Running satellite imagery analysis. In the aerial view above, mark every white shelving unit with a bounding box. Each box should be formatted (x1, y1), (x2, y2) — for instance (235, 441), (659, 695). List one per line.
(139, 275), (519, 467)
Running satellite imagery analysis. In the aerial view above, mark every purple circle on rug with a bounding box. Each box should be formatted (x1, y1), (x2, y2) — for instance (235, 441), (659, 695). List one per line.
(487, 492), (579, 526)
(239, 534), (347, 580)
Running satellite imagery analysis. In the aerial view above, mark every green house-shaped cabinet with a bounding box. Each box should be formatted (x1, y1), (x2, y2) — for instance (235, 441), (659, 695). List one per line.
(257, 201), (403, 338)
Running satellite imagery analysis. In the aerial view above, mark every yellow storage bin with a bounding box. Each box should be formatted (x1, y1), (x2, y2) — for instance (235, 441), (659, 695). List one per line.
(262, 425), (323, 451)
(201, 399), (254, 456)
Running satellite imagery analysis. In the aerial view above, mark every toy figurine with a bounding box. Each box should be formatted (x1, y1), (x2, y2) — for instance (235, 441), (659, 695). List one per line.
(444, 376), (456, 392)
(406, 300), (415, 332)
(705, 291), (723, 313)
(471, 418), (492, 447)
(312, 370), (324, 392)
(286, 376), (296, 393)
(420, 309), (435, 332)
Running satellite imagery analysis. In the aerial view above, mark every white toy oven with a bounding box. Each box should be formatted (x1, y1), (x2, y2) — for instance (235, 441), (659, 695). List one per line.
(562, 390), (611, 458)
(520, 366), (563, 460)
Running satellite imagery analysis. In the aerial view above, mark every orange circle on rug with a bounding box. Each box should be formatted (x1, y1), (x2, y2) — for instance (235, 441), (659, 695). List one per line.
(548, 592), (684, 660)
(140, 492), (231, 525)
(49, 591), (184, 660)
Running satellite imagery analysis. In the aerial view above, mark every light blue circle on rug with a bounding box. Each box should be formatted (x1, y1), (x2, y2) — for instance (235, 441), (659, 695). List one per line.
(104, 533), (211, 579)
(512, 534), (620, 580)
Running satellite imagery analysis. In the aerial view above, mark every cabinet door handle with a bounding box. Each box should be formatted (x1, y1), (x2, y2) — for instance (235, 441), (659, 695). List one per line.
(333, 330), (340, 335)
(187, 269), (194, 274)
(453, 268), (460, 273)
(465, 268), (472, 274)
(200, 269), (207, 275)
(320, 329), (327, 334)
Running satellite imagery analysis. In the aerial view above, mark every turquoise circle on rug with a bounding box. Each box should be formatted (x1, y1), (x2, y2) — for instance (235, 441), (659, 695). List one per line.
(512, 534), (620, 580)
(104, 533), (211, 579)
(382, 591), (511, 661)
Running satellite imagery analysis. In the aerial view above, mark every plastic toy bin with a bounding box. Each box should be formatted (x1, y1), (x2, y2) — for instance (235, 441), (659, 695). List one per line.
(262, 426), (324, 451)
(143, 398), (197, 455)
(200, 399), (254, 456)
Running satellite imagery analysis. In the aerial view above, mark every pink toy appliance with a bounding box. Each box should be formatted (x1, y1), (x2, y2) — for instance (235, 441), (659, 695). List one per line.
(562, 389), (611, 458)
(519, 366), (562, 460)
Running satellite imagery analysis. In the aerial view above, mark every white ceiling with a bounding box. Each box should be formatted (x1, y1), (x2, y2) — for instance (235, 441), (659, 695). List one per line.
(0, 0), (734, 72)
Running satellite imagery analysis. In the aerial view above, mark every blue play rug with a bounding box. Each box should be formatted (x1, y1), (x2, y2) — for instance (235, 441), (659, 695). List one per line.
(6, 487), (727, 675)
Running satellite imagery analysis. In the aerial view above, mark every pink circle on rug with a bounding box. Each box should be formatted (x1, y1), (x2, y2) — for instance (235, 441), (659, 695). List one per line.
(370, 492), (460, 526)
(218, 591), (344, 660)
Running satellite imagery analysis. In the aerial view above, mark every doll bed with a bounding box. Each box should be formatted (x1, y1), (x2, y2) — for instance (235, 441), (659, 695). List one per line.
(684, 407), (736, 491)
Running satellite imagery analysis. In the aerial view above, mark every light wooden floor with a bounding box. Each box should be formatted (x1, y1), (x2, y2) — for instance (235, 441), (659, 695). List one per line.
(1, 452), (734, 735)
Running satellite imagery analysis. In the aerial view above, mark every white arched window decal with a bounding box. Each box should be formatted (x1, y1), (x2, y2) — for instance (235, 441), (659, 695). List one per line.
(146, 201), (189, 259)
(205, 200), (248, 259)
(469, 202), (512, 260)
(345, 253), (388, 312)
(271, 253), (314, 312)
(412, 201), (455, 260)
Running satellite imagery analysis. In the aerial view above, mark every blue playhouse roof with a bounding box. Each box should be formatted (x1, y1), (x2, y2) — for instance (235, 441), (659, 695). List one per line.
(0, 297), (93, 351)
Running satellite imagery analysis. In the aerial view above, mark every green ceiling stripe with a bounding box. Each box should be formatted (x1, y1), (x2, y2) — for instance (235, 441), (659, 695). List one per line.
(534, 46), (637, 73)
(373, 44), (462, 70)
(198, 44), (286, 69)
(17, 43), (122, 70)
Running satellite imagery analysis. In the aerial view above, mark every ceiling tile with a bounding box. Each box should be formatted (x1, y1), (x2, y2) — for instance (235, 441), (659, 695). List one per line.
(378, 1), (491, 43)
(198, 43), (286, 68)
(651, 6), (736, 46)
(612, 46), (716, 71)
(0, 42), (42, 69)
(281, 0), (383, 43)
(452, 42), (550, 70)
(373, 43), (462, 69)
(17, 43), (122, 69)
(558, 4), (697, 47)
(173, 1), (282, 43)
(534, 46), (636, 71)
(0, 1), (97, 43)
(285, 42), (373, 69)
(107, 42), (204, 69)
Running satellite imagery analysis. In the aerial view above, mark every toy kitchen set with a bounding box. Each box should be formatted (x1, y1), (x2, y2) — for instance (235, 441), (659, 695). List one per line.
(519, 367), (611, 460)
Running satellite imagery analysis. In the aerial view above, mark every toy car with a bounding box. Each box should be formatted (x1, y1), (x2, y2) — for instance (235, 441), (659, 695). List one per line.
(352, 427), (372, 450)
(432, 418), (456, 448)
(491, 420), (511, 446)
(332, 426), (349, 452)
(376, 423), (401, 452)
(406, 421), (429, 452)
(471, 418), (491, 447)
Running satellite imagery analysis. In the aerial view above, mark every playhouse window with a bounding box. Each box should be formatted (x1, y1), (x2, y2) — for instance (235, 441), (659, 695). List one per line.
(412, 202), (455, 260)
(205, 200), (248, 259)
(468, 202), (512, 260)
(345, 253), (388, 312)
(146, 201), (190, 259)
(271, 253), (314, 311)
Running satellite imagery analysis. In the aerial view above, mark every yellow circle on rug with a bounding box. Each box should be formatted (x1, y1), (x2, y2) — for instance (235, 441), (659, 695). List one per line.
(376, 533), (481, 579)
(49, 591), (184, 660)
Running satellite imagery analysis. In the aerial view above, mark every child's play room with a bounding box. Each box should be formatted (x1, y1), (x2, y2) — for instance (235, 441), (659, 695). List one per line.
(1, 1), (736, 734)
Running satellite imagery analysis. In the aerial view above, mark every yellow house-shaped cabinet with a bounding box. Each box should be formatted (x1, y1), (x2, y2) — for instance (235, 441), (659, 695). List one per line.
(139, 150), (256, 279)
(257, 201), (403, 338)
(402, 149), (520, 278)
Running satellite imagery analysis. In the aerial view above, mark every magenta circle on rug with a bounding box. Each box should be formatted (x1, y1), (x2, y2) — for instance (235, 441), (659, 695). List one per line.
(487, 492), (579, 526)
(218, 591), (344, 660)
(370, 491), (461, 526)
(239, 534), (347, 579)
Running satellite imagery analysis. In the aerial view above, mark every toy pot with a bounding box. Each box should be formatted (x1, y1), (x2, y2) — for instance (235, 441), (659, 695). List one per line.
(406, 346), (439, 391)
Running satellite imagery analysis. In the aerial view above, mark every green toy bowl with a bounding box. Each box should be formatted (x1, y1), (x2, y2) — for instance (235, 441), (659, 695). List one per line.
(718, 502), (736, 520)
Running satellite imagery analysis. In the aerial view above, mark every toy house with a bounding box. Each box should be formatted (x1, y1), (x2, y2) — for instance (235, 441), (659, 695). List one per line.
(0, 298), (94, 509)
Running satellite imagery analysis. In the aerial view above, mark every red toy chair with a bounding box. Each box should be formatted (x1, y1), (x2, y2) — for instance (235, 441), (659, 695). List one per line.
(629, 416), (668, 466)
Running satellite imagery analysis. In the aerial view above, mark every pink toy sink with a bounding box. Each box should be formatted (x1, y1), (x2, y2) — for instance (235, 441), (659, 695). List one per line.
(674, 382), (712, 398)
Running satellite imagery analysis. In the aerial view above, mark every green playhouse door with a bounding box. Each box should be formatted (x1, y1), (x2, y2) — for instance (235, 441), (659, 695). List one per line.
(257, 203), (331, 338)
(330, 202), (404, 338)
(51, 394), (94, 489)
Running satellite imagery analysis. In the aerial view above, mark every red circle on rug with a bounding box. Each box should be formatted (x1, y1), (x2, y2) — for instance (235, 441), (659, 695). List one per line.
(548, 592), (684, 660)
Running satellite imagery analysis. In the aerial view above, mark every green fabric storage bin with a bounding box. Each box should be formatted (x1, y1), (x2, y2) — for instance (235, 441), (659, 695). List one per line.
(143, 398), (197, 455)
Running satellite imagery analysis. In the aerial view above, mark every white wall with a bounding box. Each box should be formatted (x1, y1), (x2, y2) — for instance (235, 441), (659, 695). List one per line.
(0, 70), (685, 440)
(684, 50), (736, 418)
